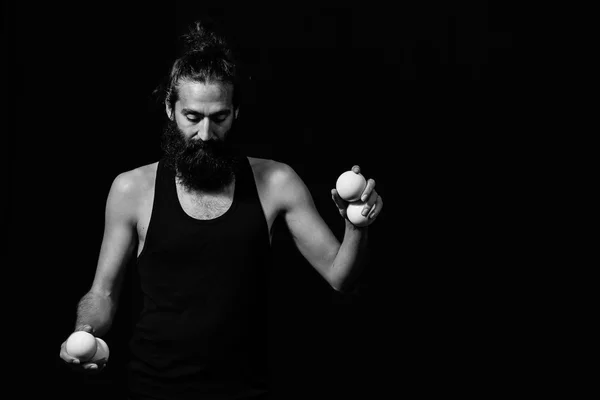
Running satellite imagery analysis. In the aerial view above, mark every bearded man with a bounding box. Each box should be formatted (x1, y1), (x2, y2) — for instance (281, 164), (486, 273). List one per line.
(59, 19), (383, 400)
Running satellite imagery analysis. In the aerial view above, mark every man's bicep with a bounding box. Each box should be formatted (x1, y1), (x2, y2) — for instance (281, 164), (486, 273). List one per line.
(90, 174), (138, 298)
(282, 171), (340, 279)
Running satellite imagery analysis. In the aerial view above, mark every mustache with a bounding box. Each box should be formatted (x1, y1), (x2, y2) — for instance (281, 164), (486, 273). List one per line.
(162, 122), (232, 158)
(181, 136), (228, 155)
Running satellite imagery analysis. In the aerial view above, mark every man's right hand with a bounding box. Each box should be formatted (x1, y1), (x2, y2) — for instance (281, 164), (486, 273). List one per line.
(59, 325), (106, 373)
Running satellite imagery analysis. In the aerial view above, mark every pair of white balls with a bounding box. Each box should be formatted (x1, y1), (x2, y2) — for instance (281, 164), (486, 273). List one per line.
(335, 170), (373, 227)
(65, 331), (110, 364)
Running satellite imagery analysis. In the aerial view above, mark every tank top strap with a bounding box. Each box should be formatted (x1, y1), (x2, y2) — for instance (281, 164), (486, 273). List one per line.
(234, 156), (256, 201)
(157, 159), (180, 209)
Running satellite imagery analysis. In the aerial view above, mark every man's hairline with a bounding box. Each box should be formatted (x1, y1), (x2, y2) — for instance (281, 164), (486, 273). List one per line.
(168, 77), (237, 111)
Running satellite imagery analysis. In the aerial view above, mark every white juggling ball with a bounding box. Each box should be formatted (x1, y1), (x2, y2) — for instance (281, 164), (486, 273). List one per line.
(336, 171), (367, 202)
(346, 201), (371, 227)
(91, 337), (110, 364)
(65, 331), (97, 362)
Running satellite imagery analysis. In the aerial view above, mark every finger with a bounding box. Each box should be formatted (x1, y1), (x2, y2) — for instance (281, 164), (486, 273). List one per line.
(367, 202), (377, 219)
(77, 324), (94, 334)
(331, 190), (348, 219)
(60, 343), (79, 364)
(361, 190), (378, 216)
(352, 165), (360, 174)
(82, 362), (105, 374)
(360, 179), (376, 202)
(369, 195), (383, 219)
(331, 189), (347, 210)
(83, 362), (99, 370)
(63, 355), (80, 365)
(65, 354), (80, 365)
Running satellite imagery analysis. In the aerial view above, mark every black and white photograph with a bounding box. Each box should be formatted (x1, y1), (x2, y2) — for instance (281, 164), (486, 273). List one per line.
(4, 2), (518, 399)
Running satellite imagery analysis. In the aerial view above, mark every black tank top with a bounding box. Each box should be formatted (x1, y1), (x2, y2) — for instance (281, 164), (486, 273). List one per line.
(128, 156), (272, 400)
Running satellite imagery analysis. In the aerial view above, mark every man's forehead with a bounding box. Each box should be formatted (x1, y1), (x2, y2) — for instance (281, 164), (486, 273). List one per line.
(177, 80), (234, 105)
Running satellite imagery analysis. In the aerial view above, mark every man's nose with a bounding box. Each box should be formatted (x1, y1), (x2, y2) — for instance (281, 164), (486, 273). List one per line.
(197, 118), (214, 141)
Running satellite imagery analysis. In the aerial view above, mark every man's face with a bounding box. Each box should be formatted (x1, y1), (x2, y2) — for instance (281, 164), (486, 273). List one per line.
(162, 79), (240, 192)
(169, 79), (237, 141)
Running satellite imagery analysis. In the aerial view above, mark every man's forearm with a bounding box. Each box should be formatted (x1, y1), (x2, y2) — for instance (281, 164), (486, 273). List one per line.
(330, 220), (369, 291)
(75, 291), (116, 337)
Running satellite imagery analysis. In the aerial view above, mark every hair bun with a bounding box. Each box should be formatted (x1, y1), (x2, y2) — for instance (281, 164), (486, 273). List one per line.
(182, 20), (228, 54)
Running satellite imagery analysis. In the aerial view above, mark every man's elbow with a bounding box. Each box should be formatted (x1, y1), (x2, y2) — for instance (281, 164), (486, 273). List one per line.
(328, 274), (349, 293)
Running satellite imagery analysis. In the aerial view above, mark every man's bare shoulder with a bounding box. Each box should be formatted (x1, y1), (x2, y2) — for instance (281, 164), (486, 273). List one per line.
(247, 157), (309, 208)
(110, 162), (159, 200)
(248, 157), (298, 187)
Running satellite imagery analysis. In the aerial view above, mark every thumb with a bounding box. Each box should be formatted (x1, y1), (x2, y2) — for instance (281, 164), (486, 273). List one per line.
(77, 324), (95, 335)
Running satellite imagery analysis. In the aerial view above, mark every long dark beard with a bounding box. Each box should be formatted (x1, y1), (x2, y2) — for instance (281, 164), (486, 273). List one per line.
(161, 121), (241, 192)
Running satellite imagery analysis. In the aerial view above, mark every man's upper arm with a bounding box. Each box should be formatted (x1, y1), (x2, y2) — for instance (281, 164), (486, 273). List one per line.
(89, 172), (139, 298)
(277, 164), (341, 283)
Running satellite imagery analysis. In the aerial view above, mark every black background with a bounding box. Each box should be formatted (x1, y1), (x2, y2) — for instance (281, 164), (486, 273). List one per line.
(4, 2), (523, 398)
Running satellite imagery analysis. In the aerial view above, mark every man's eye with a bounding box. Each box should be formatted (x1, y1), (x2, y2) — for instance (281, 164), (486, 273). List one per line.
(212, 116), (227, 123)
(187, 117), (199, 123)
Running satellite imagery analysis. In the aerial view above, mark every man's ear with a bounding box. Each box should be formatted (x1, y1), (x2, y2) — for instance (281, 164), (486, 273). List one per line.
(234, 107), (240, 120)
(166, 102), (174, 120)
